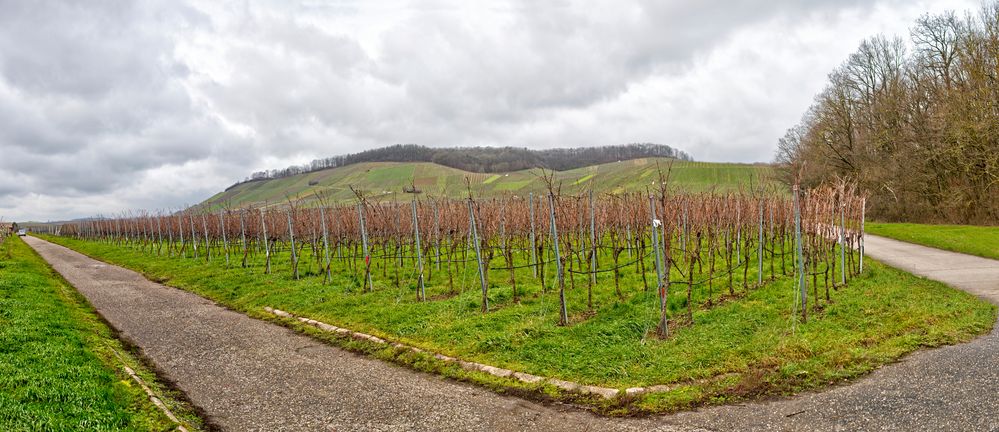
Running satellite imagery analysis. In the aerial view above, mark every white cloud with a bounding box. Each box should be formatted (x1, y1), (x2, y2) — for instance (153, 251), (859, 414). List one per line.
(0, 0), (980, 221)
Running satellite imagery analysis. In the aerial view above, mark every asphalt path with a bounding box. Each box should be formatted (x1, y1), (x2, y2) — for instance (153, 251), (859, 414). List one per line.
(23, 235), (999, 431)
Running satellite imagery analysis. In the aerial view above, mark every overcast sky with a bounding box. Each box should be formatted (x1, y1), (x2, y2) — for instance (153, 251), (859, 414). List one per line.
(0, 0), (977, 221)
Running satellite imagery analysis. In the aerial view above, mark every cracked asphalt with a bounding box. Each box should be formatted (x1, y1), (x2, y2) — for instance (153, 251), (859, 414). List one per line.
(23, 235), (999, 431)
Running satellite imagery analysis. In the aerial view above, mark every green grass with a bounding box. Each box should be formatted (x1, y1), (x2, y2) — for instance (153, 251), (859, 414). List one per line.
(482, 174), (502, 184)
(867, 222), (999, 260)
(39, 234), (996, 414)
(205, 159), (778, 210)
(0, 236), (203, 431)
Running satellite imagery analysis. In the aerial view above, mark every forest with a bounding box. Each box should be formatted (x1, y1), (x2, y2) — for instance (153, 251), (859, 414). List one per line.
(776, 3), (999, 225)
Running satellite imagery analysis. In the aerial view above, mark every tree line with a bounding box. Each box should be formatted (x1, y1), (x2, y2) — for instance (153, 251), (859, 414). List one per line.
(235, 143), (691, 189)
(776, 3), (998, 224)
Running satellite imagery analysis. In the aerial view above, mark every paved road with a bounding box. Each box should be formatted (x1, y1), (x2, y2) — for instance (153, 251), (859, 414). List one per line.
(24, 235), (999, 431)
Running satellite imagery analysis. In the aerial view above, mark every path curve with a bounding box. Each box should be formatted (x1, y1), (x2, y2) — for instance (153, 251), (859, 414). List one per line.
(24, 235), (999, 431)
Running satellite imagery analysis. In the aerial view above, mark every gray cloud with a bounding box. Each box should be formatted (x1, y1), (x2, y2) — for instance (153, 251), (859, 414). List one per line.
(0, 0), (976, 221)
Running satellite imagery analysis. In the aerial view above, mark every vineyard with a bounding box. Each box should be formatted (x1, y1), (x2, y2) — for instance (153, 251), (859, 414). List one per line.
(58, 177), (866, 336)
(202, 159), (773, 210)
(42, 177), (999, 410)
(1, 219), (11, 257)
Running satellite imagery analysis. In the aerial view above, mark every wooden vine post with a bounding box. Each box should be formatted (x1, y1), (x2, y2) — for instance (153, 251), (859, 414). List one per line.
(356, 201), (374, 292)
(319, 205), (332, 283)
(189, 213), (198, 259)
(757, 198), (764, 284)
(588, 189), (597, 307)
(839, 194), (847, 285)
(239, 210), (247, 268)
(859, 197), (866, 273)
(793, 184), (807, 323)
(649, 194), (668, 337)
(155, 214), (163, 256)
(467, 198), (489, 312)
(220, 210), (230, 267)
(260, 208), (271, 274)
(547, 192), (568, 326)
(178, 214), (186, 258)
(166, 213), (175, 258)
(201, 213), (210, 262)
(412, 199), (426, 301)
(287, 209), (299, 280)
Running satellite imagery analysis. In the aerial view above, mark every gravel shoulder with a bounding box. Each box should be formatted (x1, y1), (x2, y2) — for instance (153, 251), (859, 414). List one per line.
(23, 234), (999, 431)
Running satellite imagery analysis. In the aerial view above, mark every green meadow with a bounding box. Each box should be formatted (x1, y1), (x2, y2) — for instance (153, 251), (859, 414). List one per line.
(0, 236), (202, 431)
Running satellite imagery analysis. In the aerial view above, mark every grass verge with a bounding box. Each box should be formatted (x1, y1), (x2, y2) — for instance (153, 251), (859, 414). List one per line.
(39, 235), (996, 415)
(0, 236), (205, 431)
(866, 222), (999, 260)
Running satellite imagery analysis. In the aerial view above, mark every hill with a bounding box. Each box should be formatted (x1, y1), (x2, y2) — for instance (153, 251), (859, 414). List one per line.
(201, 158), (777, 209)
(236, 143), (691, 187)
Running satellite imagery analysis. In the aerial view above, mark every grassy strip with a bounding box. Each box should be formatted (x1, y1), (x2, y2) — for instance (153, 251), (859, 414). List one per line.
(0, 236), (204, 431)
(867, 222), (999, 260)
(41, 235), (996, 414)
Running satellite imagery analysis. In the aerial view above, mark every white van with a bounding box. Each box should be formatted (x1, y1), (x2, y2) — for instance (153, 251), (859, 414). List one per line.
(17, 229), (26, 236)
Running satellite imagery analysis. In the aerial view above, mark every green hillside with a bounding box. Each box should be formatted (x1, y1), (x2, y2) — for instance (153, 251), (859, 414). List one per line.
(202, 158), (777, 209)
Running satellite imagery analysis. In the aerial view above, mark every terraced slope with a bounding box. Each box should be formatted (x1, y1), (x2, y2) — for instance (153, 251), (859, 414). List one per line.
(203, 158), (775, 208)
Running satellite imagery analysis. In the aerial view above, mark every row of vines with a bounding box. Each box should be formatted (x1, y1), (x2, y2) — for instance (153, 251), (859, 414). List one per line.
(0, 220), (9, 248)
(56, 179), (866, 337)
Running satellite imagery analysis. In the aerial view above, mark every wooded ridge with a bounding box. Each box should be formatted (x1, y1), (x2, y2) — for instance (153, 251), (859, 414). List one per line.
(231, 143), (691, 190)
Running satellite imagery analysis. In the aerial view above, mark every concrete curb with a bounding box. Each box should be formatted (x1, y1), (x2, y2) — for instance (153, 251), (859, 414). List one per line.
(112, 350), (190, 432)
(264, 306), (640, 400)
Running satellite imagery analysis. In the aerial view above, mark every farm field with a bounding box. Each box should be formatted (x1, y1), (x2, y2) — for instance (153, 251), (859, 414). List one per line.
(866, 222), (999, 261)
(42, 185), (996, 413)
(202, 158), (776, 210)
(0, 236), (202, 431)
